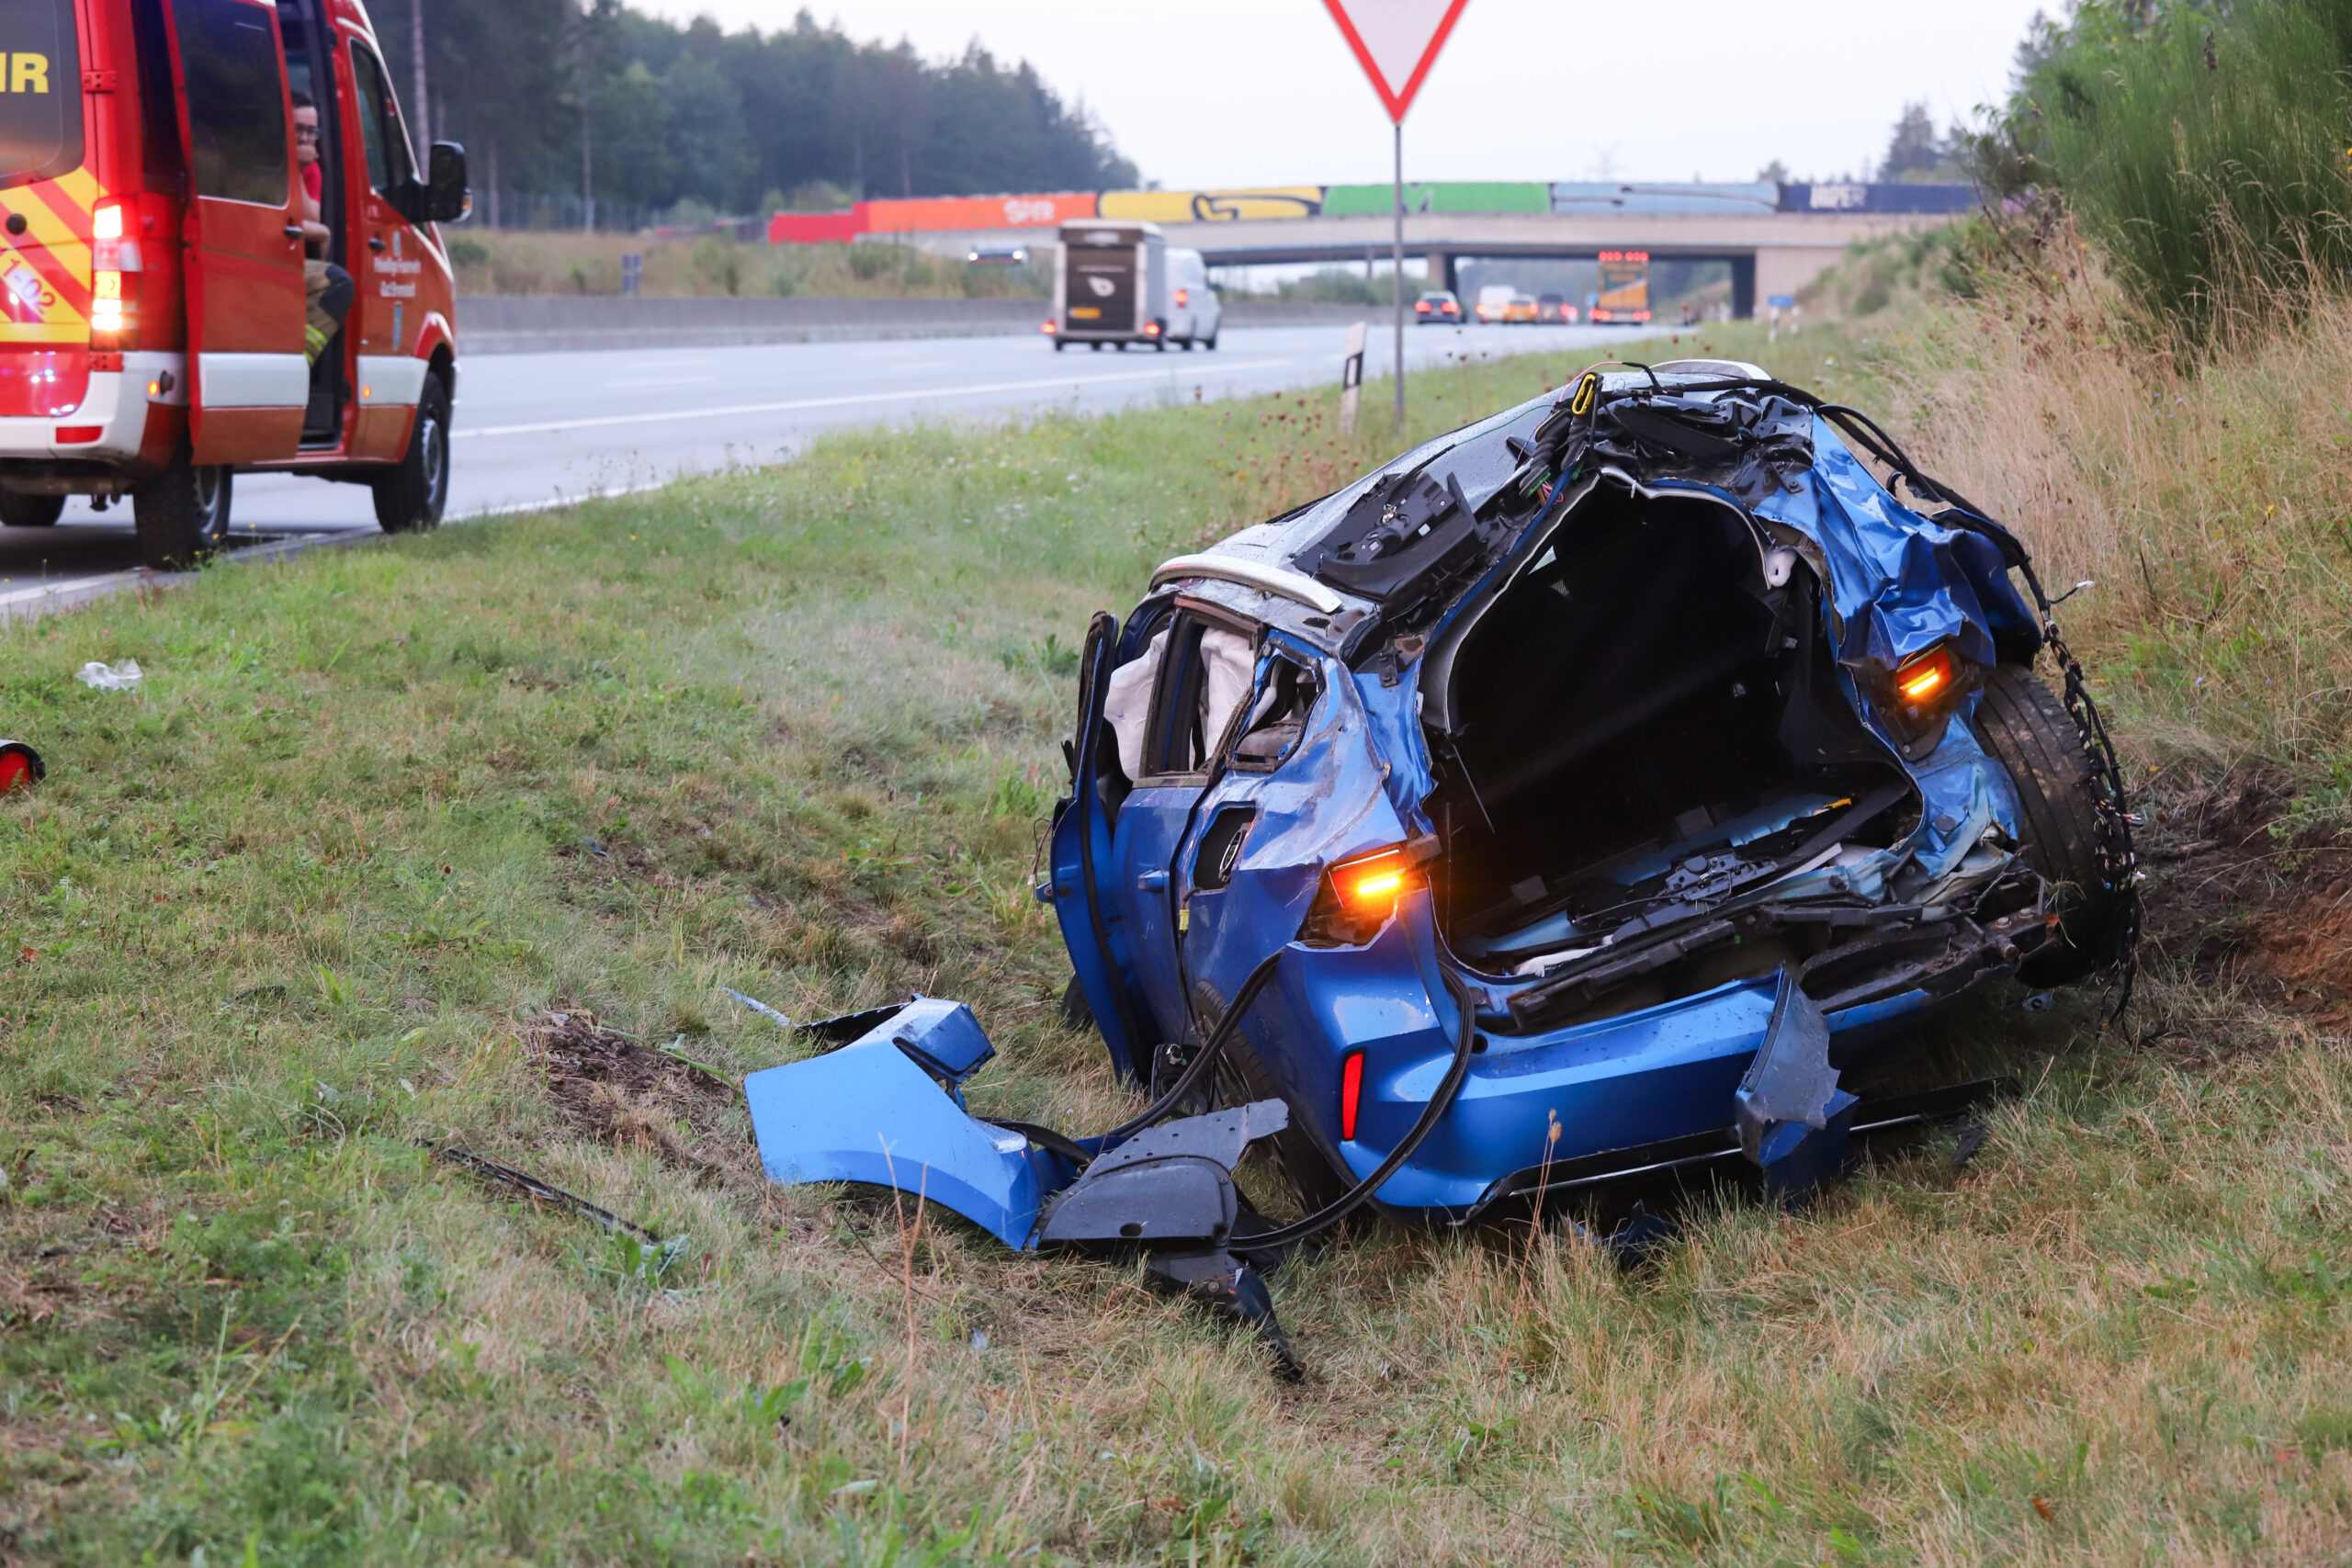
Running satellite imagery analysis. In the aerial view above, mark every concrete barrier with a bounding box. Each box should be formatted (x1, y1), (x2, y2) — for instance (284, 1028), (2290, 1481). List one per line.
(452, 295), (1387, 354)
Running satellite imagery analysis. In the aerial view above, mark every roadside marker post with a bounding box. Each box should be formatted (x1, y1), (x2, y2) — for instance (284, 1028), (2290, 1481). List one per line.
(1319, 0), (1471, 432)
(1340, 320), (1367, 434)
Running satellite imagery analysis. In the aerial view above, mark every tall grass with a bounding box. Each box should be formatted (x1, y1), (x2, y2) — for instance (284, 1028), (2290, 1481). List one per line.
(2018, 0), (2352, 341)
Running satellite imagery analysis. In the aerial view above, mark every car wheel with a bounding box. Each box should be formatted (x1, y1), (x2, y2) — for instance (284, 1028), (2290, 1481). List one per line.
(373, 373), (451, 534)
(131, 448), (232, 570)
(1216, 1027), (1357, 1216)
(1204, 332), (1218, 351)
(0, 490), (63, 527)
(1053, 339), (1066, 352)
(1973, 663), (2132, 984)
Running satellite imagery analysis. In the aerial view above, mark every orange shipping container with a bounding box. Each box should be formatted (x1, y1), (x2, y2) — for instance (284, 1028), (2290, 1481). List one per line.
(858, 192), (1098, 233)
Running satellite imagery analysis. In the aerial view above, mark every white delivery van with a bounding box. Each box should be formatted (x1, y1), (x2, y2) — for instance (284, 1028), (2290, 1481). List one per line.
(1047, 219), (1170, 351)
(1165, 248), (1220, 350)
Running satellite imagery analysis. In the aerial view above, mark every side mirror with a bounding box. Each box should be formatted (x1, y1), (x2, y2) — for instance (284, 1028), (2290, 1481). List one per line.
(425, 141), (469, 224)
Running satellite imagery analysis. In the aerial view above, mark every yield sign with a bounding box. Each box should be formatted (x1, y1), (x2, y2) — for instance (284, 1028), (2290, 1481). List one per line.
(1321, 0), (1470, 123)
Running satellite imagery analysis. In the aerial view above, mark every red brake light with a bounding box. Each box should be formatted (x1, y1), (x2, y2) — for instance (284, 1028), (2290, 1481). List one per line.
(1174, 288), (1189, 307)
(1894, 644), (1955, 705)
(1041, 320), (1057, 333)
(55, 426), (101, 444)
(1340, 1051), (1363, 1140)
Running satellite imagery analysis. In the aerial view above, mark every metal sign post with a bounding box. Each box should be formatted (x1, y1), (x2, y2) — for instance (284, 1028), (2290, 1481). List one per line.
(1320, 0), (1471, 432)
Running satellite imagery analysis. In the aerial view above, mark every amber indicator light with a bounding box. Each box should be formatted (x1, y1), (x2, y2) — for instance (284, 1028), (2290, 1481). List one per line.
(1894, 645), (1954, 705)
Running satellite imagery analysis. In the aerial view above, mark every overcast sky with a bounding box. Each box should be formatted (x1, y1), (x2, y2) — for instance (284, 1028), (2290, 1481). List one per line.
(635, 2), (2049, 188)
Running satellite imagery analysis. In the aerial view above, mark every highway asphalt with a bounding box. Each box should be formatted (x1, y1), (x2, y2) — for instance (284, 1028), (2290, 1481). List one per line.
(0, 320), (1658, 618)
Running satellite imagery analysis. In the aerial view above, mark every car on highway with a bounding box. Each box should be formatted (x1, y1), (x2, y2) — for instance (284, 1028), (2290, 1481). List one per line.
(0, 0), (469, 570)
(1166, 248), (1220, 350)
(1414, 289), (1462, 323)
(1044, 359), (2137, 1228)
(1536, 292), (1577, 323)
(1476, 286), (1540, 324)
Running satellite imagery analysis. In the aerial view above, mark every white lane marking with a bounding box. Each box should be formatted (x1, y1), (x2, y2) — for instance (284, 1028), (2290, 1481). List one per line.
(453, 360), (1290, 439)
(603, 375), (717, 389)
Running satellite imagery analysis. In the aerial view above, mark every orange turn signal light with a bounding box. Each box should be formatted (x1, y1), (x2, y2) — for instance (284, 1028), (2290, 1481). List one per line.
(1336, 850), (1410, 914)
(1894, 644), (1954, 705)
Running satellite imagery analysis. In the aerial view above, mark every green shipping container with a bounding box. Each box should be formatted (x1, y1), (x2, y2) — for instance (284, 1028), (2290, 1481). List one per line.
(1321, 182), (1551, 217)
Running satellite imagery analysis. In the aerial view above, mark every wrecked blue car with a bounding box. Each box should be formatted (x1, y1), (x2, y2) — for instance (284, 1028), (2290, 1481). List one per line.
(1039, 358), (2135, 1225)
(746, 361), (2136, 1373)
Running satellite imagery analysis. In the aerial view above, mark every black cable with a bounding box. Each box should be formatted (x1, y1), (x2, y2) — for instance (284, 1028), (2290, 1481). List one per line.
(1102, 949), (1286, 1143)
(1237, 968), (1482, 1249)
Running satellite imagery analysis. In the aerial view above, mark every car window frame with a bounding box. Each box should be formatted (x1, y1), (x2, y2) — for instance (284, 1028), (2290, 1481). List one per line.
(346, 39), (413, 195)
(1137, 604), (1261, 785)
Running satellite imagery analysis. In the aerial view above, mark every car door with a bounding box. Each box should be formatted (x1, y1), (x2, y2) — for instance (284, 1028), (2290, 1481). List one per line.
(342, 39), (423, 459)
(163, 0), (305, 464)
(1046, 612), (1155, 1085)
(1104, 605), (1257, 1051)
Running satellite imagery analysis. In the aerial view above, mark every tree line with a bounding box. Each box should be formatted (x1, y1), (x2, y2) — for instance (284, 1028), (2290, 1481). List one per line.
(364, 1), (1138, 227)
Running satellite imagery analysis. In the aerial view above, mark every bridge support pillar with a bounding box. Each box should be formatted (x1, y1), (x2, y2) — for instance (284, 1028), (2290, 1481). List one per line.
(1730, 254), (1757, 321)
(1425, 250), (1457, 295)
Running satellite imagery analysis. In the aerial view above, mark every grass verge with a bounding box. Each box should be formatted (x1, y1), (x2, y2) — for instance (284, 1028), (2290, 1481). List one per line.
(2, 343), (2348, 1564)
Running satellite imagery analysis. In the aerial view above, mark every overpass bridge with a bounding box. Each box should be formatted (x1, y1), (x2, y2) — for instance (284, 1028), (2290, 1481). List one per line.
(777, 182), (1980, 317)
(1166, 208), (1960, 318)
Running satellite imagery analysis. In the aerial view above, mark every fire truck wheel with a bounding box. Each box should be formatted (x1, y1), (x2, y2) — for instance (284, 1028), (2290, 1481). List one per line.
(373, 374), (450, 534)
(130, 452), (232, 570)
(0, 490), (62, 527)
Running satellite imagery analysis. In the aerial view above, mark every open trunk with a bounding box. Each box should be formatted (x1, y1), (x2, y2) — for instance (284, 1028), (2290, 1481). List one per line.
(1420, 475), (1916, 1006)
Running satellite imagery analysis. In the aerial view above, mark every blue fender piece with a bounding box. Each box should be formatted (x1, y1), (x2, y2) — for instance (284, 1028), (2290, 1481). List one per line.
(743, 998), (1056, 1249)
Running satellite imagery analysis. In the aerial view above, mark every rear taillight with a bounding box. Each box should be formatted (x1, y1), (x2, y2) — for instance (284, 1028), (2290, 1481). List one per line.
(1174, 288), (1189, 307)
(1300, 843), (1427, 946)
(1040, 320), (1057, 333)
(1340, 1051), (1364, 1140)
(1144, 321), (1161, 335)
(90, 202), (137, 345)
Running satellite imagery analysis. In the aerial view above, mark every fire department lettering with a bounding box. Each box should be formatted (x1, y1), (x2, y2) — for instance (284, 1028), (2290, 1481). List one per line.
(2, 54), (50, 94)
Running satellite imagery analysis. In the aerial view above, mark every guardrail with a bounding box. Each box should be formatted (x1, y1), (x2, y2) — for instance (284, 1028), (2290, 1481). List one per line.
(454, 296), (1388, 354)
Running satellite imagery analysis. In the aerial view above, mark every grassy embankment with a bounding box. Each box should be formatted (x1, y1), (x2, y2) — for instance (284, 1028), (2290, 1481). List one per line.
(6, 310), (2352, 1564)
(447, 230), (1049, 301)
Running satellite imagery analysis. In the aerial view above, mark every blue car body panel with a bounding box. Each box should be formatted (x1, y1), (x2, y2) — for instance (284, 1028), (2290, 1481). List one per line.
(743, 998), (1057, 1248)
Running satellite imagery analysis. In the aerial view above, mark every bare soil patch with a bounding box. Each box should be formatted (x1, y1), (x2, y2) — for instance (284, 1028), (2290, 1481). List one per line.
(526, 1010), (747, 1176)
(2140, 771), (2352, 1025)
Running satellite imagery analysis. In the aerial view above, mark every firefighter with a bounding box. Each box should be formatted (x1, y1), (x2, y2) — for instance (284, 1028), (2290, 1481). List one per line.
(292, 93), (352, 366)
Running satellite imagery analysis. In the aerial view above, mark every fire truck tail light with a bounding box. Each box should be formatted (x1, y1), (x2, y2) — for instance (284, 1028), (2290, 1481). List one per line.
(91, 203), (122, 241)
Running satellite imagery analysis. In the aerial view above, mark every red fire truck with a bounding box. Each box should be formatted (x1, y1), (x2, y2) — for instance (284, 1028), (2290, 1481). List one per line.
(0, 0), (466, 569)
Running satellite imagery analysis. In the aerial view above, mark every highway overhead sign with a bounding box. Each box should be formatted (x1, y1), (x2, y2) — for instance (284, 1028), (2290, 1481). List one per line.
(1321, 0), (1470, 123)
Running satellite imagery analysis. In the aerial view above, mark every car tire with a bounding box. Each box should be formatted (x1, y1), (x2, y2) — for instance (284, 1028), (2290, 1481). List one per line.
(1973, 662), (2132, 984)
(0, 490), (63, 527)
(1053, 339), (1066, 352)
(1204, 332), (1218, 351)
(372, 372), (450, 534)
(1216, 1027), (1357, 1216)
(130, 449), (232, 570)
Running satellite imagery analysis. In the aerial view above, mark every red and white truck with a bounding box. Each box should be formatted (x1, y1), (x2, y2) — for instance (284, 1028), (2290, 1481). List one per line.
(0, 0), (467, 568)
